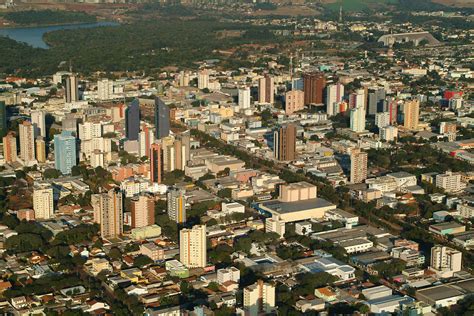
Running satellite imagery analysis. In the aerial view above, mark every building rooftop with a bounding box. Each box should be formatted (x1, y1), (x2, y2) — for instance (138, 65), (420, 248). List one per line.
(417, 284), (464, 301)
(261, 198), (334, 214)
(387, 171), (415, 179)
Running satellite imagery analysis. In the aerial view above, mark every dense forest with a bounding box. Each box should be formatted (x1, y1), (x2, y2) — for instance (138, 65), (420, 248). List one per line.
(0, 18), (279, 77)
(3, 10), (97, 26)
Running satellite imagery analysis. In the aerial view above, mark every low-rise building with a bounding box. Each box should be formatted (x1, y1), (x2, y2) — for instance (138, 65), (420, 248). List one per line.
(337, 238), (373, 254)
(140, 243), (165, 261)
(429, 222), (465, 236)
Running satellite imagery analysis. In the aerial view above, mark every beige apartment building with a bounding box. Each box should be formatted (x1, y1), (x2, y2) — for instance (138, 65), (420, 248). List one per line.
(94, 188), (123, 239)
(179, 224), (207, 268)
(430, 246), (462, 278)
(403, 99), (420, 130)
(33, 185), (54, 220)
(350, 149), (368, 184)
(131, 194), (155, 228)
(279, 181), (317, 202)
(285, 90), (305, 115)
(243, 280), (276, 316)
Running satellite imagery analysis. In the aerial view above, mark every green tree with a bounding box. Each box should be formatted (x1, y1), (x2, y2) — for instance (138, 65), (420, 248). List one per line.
(43, 168), (62, 179)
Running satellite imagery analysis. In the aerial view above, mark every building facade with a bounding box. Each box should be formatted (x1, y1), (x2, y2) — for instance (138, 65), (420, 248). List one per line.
(179, 224), (207, 268)
(54, 131), (77, 175)
(274, 124), (296, 161)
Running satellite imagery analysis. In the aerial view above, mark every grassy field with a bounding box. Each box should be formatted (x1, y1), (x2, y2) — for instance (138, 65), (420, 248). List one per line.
(323, 0), (398, 11)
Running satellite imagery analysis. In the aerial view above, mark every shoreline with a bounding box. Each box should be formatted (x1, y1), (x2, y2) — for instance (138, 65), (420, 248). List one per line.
(0, 20), (119, 30)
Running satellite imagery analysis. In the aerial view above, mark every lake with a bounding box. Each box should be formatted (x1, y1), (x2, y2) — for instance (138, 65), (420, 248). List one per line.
(0, 21), (119, 49)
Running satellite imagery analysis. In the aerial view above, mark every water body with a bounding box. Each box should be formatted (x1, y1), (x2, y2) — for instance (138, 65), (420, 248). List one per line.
(0, 21), (119, 49)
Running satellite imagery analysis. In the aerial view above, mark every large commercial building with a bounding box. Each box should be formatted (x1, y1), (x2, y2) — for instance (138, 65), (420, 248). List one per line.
(243, 280), (276, 316)
(350, 149), (368, 184)
(19, 121), (36, 165)
(274, 124), (296, 161)
(54, 131), (77, 175)
(430, 246), (462, 278)
(64, 75), (79, 103)
(131, 194), (155, 228)
(259, 197), (336, 223)
(403, 100), (420, 130)
(2, 132), (17, 163)
(167, 187), (186, 223)
(150, 143), (163, 183)
(125, 99), (140, 141)
(95, 188), (124, 239)
(31, 110), (46, 138)
(258, 76), (274, 104)
(285, 90), (305, 115)
(179, 224), (206, 268)
(303, 72), (326, 105)
(154, 97), (170, 139)
(33, 185), (54, 220)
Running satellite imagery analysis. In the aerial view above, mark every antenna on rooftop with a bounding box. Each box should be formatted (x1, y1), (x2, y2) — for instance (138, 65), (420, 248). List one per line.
(289, 53), (293, 79)
(339, 5), (343, 23)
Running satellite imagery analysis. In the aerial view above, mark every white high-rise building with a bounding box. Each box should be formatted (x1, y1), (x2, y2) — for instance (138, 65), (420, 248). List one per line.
(179, 224), (206, 268)
(179, 71), (190, 87)
(243, 280), (276, 316)
(349, 89), (365, 109)
(238, 87), (251, 110)
(80, 137), (111, 161)
(350, 105), (366, 132)
(33, 185), (54, 220)
(430, 246), (462, 278)
(326, 83), (344, 116)
(375, 112), (391, 129)
(198, 70), (209, 90)
(97, 79), (114, 100)
(265, 216), (285, 237)
(217, 267), (240, 285)
(79, 122), (102, 141)
(380, 126), (398, 142)
(435, 172), (463, 193)
(167, 187), (186, 223)
(31, 110), (46, 138)
(139, 127), (154, 158)
(52, 72), (65, 85)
